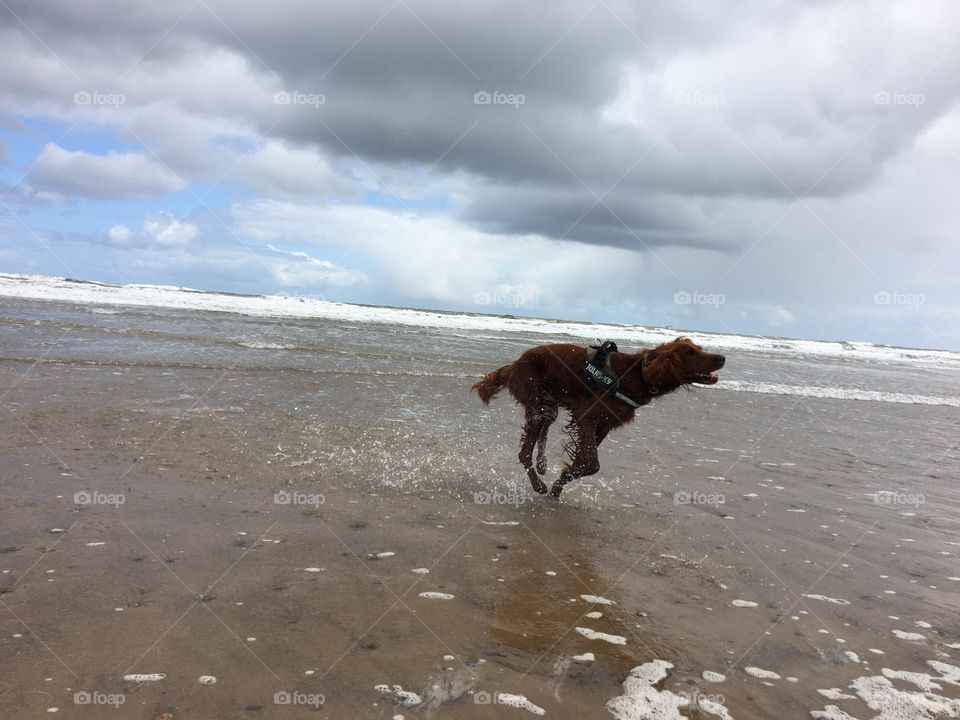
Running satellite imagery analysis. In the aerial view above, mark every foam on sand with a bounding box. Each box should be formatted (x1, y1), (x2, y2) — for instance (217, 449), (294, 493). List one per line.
(418, 591), (454, 600)
(744, 667), (780, 680)
(580, 594), (615, 605)
(607, 660), (735, 720)
(575, 627), (626, 645)
(802, 594), (851, 605)
(810, 660), (960, 719)
(375, 684), (423, 707)
(732, 599), (758, 608)
(496, 693), (546, 715)
(123, 673), (165, 682)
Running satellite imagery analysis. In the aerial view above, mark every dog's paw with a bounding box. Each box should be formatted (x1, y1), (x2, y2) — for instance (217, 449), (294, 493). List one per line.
(527, 468), (548, 494)
(536, 457), (547, 475)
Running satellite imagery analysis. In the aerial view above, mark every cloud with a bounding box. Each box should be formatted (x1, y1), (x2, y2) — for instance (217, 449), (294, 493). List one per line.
(265, 244), (367, 287)
(0, 0), (959, 347)
(105, 212), (198, 248)
(31, 144), (187, 199)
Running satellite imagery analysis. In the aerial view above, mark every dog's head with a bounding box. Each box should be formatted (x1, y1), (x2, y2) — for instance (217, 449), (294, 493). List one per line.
(642, 337), (725, 391)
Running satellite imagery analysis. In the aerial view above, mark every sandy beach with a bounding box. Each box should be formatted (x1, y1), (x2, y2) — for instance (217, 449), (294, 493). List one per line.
(1, 284), (959, 719)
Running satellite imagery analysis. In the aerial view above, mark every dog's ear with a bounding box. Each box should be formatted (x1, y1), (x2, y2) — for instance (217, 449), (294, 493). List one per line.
(643, 347), (685, 389)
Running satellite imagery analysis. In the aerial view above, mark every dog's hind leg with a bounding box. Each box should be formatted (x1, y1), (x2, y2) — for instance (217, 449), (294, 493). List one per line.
(550, 418), (600, 498)
(519, 405), (548, 494)
(534, 399), (558, 475)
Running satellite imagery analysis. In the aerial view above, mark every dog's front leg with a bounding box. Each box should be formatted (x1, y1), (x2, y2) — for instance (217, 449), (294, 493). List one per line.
(550, 419), (599, 497)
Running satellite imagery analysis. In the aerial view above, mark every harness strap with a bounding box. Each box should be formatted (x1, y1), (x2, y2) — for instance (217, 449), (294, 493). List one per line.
(583, 342), (645, 408)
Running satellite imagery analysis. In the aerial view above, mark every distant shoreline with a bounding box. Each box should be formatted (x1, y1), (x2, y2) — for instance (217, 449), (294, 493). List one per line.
(2, 272), (958, 367)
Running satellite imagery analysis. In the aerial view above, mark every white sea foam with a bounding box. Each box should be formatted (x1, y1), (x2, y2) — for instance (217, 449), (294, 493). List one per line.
(732, 599), (758, 608)
(607, 661), (735, 720)
(575, 627), (626, 645)
(418, 591), (454, 600)
(580, 594), (615, 605)
(5, 273), (958, 376)
(375, 684), (422, 707)
(811, 660), (960, 719)
(123, 673), (165, 682)
(496, 692), (545, 715)
(802, 594), (850, 605)
(745, 667), (780, 680)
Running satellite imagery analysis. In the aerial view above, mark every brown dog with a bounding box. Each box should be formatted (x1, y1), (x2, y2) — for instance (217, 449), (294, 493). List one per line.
(472, 338), (725, 496)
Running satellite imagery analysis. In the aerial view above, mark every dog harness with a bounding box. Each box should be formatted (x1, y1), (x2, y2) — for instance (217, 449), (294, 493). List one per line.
(583, 340), (652, 408)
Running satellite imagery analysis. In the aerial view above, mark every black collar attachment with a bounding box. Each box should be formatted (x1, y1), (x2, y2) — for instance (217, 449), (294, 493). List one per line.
(583, 340), (643, 408)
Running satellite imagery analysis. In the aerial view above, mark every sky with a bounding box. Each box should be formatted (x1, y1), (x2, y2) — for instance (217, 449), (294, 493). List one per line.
(0, 1), (958, 350)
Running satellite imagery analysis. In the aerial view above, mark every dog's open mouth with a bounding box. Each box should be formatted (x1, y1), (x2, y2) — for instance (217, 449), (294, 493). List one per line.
(689, 371), (720, 385)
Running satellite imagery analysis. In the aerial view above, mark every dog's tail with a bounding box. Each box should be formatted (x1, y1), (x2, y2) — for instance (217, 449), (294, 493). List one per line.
(471, 363), (512, 405)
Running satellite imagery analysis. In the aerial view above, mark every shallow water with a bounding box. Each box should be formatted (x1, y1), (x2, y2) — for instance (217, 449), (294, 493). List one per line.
(1, 290), (959, 719)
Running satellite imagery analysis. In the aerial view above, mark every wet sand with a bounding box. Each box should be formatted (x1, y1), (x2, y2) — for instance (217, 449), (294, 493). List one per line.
(2, 312), (960, 718)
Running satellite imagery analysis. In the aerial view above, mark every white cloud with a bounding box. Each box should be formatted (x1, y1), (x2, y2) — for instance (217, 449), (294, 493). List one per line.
(143, 214), (198, 247)
(766, 306), (796, 327)
(107, 224), (132, 245)
(31, 144), (187, 199)
(233, 199), (643, 313)
(104, 213), (198, 248)
(265, 244), (366, 287)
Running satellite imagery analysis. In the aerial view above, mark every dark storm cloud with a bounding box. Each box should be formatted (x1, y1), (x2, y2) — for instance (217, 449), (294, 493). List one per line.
(2, 0), (959, 251)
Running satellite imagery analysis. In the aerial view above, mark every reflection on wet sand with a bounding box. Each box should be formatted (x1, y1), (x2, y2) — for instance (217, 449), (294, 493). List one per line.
(486, 507), (680, 682)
